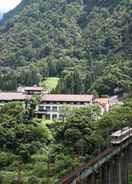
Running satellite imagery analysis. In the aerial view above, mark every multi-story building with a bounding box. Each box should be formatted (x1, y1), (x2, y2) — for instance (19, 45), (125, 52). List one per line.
(0, 90), (116, 120)
(36, 94), (94, 120)
(0, 92), (28, 106)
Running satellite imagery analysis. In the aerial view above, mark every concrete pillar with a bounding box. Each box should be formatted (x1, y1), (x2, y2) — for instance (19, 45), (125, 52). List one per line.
(50, 114), (52, 120)
(76, 176), (81, 184)
(77, 177), (86, 184)
(57, 113), (59, 120)
(87, 174), (96, 184)
(110, 157), (121, 184)
(75, 149), (129, 184)
(99, 153), (128, 184)
(114, 152), (128, 184)
(107, 161), (115, 184)
(100, 164), (109, 184)
(112, 159), (119, 184)
(118, 156), (122, 184)
(128, 144), (132, 163)
(121, 151), (128, 184)
(99, 160), (114, 184)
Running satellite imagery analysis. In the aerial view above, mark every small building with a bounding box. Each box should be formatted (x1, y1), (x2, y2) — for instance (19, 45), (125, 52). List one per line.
(17, 85), (44, 95)
(36, 94), (94, 120)
(94, 98), (110, 114)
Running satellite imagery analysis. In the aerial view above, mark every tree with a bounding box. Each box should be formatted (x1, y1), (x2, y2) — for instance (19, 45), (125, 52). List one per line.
(57, 106), (101, 157)
(59, 104), (73, 122)
(0, 102), (51, 162)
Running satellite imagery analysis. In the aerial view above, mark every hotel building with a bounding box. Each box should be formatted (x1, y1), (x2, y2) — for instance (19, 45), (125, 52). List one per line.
(36, 94), (95, 120)
(0, 90), (113, 121)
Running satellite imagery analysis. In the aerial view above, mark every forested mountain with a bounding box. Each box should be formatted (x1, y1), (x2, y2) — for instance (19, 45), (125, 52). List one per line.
(0, 0), (131, 95)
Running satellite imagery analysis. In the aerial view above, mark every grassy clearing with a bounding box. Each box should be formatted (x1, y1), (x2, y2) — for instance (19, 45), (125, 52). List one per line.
(40, 77), (59, 92)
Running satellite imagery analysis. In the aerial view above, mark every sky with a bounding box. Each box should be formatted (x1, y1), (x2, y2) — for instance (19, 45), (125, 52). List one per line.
(0, 0), (21, 14)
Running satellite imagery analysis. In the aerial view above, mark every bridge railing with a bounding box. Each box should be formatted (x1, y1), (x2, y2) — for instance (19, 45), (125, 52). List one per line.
(60, 136), (132, 184)
(59, 148), (113, 184)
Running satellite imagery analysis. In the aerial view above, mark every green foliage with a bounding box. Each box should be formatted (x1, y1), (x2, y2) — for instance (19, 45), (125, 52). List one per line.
(0, 102), (25, 123)
(56, 106), (102, 157)
(0, 102), (51, 162)
(0, 0), (132, 181)
(55, 153), (80, 177)
(90, 61), (132, 95)
(40, 77), (59, 92)
(0, 171), (16, 184)
(28, 176), (41, 184)
(0, 0), (131, 94)
(0, 152), (17, 168)
(0, 99), (132, 183)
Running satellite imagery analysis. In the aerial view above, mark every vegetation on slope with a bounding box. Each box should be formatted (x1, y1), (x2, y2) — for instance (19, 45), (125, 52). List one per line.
(0, 0), (131, 96)
(40, 77), (59, 92)
(0, 98), (132, 183)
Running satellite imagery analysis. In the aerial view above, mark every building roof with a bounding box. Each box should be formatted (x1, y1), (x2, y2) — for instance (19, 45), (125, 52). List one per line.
(0, 92), (27, 101)
(24, 86), (43, 91)
(41, 94), (94, 102)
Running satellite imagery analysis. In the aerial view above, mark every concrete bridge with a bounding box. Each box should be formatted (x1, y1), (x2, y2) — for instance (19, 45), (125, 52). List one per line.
(60, 137), (132, 184)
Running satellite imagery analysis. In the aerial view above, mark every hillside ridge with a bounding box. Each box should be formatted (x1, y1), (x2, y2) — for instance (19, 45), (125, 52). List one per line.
(0, 0), (131, 95)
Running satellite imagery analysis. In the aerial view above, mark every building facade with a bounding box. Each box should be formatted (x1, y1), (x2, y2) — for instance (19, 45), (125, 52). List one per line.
(36, 94), (94, 120)
(94, 98), (110, 115)
(17, 85), (44, 95)
(0, 90), (117, 121)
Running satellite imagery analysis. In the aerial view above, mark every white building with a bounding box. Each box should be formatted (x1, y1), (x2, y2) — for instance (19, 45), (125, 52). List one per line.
(0, 91), (113, 120)
(17, 85), (44, 95)
(36, 94), (94, 120)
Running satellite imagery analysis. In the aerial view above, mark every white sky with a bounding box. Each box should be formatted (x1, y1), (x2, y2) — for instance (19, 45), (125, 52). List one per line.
(0, 0), (21, 13)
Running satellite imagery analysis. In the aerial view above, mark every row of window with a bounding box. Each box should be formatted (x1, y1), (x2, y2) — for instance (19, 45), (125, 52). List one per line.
(46, 114), (63, 120)
(39, 103), (89, 112)
(39, 106), (58, 111)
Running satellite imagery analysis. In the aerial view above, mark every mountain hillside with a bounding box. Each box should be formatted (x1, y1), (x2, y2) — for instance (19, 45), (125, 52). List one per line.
(0, 0), (131, 95)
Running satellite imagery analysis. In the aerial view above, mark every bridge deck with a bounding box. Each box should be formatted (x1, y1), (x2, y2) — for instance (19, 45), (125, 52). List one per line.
(60, 139), (131, 184)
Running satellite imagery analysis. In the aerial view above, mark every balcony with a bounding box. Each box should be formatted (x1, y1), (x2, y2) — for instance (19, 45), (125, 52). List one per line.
(38, 107), (58, 112)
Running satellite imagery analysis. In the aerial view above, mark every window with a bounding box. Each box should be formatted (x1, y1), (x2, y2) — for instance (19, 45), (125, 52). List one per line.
(52, 114), (57, 120)
(46, 106), (50, 111)
(46, 114), (50, 120)
(59, 115), (64, 120)
(39, 106), (44, 111)
(52, 106), (57, 111)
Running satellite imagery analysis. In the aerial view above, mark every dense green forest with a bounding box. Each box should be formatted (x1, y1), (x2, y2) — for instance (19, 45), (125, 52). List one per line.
(0, 0), (131, 96)
(0, 98), (132, 183)
(0, 1), (132, 183)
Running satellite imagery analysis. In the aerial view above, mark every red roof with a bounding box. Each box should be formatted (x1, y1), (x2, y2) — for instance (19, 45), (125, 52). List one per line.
(41, 94), (94, 102)
(0, 92), (27, 101)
